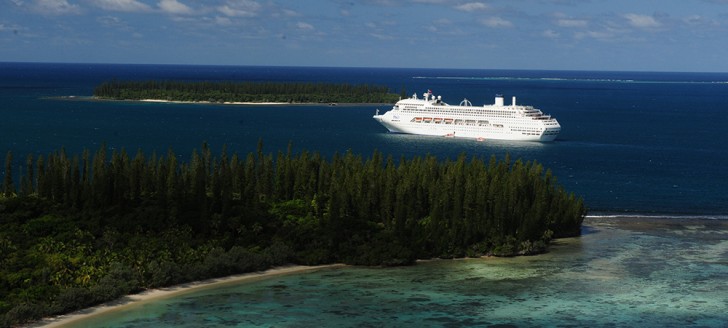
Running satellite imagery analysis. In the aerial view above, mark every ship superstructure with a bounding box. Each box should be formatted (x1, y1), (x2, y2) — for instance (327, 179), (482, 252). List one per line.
(373, 91), (560, 141)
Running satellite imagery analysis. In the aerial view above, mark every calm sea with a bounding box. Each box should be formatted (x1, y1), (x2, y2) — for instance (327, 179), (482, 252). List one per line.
(2, 62), (727, 216)
(4, 63), (728, 327)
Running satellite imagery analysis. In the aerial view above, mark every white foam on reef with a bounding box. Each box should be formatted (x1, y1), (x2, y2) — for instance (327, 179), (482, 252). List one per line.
(586, 213), (728, 221)
(412, 76), (728, 84)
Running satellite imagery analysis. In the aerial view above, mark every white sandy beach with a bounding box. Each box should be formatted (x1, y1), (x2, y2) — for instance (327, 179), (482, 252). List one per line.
(139, 99), (290, 105)
(135, 98), (385, 106)
(33, 264), (344, 328)
(63, 96), (384, 106)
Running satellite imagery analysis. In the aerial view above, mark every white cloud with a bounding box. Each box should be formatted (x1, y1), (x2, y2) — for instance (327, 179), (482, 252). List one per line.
(574, 29), (617, 41)
(543, 29), (559, 38)
(455, 2), (487, 12)
(557, 19), (587, 28)
(480, 16), (512, 28)
(281, 9), (299, 17)
(32, 0), (81, 15)
(624, 13), (661, 28)
(683, 15), (703, 25)
(158, 0), (192, 15)
(215, 16), (232, 26)
(91, 0), (151, 12)
(681, 14), (718, 27)
(0, 22), (28, 36)
(96, 15), (135, 32)
(97, 15), (122, 27)
(370, 33), (395, 40)
(296, 22), (314, 30)
(217, 0), (261, 17)
(427, 18), (451, 33)
(0, 23), (20, 32)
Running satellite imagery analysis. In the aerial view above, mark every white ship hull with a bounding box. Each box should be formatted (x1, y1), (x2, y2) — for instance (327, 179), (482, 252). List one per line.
(373, 92), (560, 142)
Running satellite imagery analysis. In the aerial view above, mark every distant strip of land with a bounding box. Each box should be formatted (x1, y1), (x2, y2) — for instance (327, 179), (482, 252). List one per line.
(35, 264), (344, 328)
(92, 80), (402, 104)
(58, 96), (386, 106)
(138, 98), (289, 105)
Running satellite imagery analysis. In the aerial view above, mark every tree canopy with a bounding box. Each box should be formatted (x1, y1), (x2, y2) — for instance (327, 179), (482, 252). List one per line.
(93, 80), (401, 104)
(0, 144), (586, 326)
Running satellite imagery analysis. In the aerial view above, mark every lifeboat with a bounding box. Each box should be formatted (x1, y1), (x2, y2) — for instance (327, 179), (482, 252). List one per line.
(423, 117), (433, 123)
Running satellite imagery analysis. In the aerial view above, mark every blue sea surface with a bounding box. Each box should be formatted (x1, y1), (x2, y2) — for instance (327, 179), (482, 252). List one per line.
(2, 62), (727, 216)
(3, 63), (728, 327)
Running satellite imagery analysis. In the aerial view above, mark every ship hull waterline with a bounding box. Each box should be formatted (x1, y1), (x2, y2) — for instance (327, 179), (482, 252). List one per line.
(373, 115), (558, 142)
(372, 91), (561, 143)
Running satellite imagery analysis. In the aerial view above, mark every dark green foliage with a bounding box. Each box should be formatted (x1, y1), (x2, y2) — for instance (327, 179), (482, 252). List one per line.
(93, 80), (401, 104)
(3, 151), (12, 198)
(0, 144), (586, 326)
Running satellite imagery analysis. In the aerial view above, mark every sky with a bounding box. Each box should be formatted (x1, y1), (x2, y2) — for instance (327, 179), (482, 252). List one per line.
(2, 0), (728, 72)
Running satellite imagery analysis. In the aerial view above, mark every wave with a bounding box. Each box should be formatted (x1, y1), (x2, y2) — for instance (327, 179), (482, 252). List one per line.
(586, 213), (728, 221)
(412, 76), (728, 85)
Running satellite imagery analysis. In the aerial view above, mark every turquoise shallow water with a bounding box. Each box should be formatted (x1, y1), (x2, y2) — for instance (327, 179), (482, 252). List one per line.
(62, 217), (728, 327)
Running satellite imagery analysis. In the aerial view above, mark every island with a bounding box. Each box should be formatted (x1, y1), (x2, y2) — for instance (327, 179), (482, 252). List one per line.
(93, 80), (402, 104)
(0, 144), (586, 326)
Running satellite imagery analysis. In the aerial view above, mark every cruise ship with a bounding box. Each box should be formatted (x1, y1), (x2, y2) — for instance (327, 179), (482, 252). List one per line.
(373, 91), (560, 142)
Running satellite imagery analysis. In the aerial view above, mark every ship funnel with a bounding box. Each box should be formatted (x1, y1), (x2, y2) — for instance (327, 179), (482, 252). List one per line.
(512, 96), (516, 106)
(495, 95), (504, 106)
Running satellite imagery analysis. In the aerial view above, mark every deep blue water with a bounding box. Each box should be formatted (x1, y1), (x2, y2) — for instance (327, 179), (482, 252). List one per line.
(2, 62), (728, 216)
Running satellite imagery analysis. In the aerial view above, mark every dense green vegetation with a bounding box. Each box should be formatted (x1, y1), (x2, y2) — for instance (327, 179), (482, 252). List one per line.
(0, 144), (585, 326)
(93, 80), (401, 104)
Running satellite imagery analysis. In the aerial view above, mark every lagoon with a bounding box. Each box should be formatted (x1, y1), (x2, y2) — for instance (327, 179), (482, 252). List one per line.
(50, 217), (728, 328)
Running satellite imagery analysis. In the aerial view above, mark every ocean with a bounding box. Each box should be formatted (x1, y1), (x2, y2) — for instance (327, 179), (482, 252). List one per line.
(3, 63), (727, 327)
(2, 62), (727, 216)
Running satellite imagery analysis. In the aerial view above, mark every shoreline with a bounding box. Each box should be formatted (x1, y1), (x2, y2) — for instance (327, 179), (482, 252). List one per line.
(139, 98), (290, 105)
(26, 216), (728, 327)
(55, 96), (390, 107)
(32, 264), (345, 328)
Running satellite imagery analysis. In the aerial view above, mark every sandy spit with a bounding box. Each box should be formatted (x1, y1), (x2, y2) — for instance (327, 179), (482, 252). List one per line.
(31, 264), (344, 328)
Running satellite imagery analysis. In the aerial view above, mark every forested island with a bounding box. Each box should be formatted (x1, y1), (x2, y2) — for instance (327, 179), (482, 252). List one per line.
(93, 80), (402, 104)
(0, 144), (586, 326)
